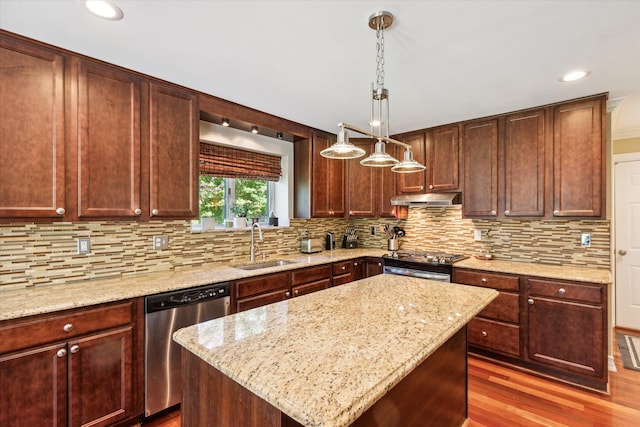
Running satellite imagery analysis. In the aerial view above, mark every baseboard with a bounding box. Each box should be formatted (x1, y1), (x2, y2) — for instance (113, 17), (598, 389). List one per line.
(608, 355), (617, 372)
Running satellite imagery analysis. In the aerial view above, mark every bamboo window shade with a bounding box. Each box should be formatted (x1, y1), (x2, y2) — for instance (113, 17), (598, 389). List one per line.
(199, 142), (282, 181)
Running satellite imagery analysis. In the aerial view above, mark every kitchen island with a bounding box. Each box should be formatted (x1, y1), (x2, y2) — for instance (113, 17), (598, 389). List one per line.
(174, 274), (498, 427)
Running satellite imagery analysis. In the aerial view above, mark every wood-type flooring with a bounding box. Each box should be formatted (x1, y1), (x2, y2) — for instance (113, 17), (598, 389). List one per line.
(144, 329), (640, 427)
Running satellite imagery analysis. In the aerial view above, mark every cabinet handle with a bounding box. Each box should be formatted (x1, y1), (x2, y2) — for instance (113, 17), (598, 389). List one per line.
(618, 249), (627, 256)
(481, 331), (488, 337)
(505, 210), (510, 215)
(528, 298), (534, 305)
(558, 288), (566, 295)
(429, 184), (434, 190)
(481, 278), (487, 283)
(57, 348), (67, 358)
(285, 291), (290, 297)
(63, 323), (73, 332)
(70, 345), (80, 354)
(151, 209), (159, 216)
(419, 186), (424, 190)
(490, 210), (496, 215)
(349, 211), (353, 215)
(294, 290), (299, 296)
(341, 266), (346, 270)
(134, 208), (142, 215)
(553, 210), (559, 216)
(377, 263), (382, 266)
(56, 207), (65, 215)
(354, 262), (358, 266)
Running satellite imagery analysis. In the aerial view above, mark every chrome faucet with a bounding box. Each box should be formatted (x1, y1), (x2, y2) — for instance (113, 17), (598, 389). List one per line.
(250, 222), (263, 262)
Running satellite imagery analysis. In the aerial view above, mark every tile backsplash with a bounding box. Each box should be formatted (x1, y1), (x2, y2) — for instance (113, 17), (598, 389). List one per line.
(1, 208), (610, 289)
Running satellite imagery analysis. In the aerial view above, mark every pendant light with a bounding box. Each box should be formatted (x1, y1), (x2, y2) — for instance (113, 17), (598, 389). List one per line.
(320, 11), (426, 174)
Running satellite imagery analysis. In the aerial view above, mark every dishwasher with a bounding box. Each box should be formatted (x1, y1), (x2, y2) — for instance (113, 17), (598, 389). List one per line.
(144, 282), (230, 419)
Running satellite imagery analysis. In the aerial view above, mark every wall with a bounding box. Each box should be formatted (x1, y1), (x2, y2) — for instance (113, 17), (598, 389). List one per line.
(613, 137), (640, 154)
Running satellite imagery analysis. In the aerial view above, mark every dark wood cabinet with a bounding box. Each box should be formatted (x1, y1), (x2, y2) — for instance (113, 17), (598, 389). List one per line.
(395, 133), (427, 194)
(365, 257), (384, 277)
(462, 119), (499, 217)
(552, 96), (605, 217)
(526, 277), (606, 387)
(77, 60), (142, 218)
(149, 82), (199, 219)
(504, 109), (546, 217)
(0, 35), (66, 218)
(427, 125), (460, 192)
(292, 265), (331, 298)
(310, 132), (345, 218)
(0, 300), (144, 426)
(332, 260), (353, 286)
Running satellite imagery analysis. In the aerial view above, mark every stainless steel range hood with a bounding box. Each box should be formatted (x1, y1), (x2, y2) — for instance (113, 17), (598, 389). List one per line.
(390, 192), (461, 206)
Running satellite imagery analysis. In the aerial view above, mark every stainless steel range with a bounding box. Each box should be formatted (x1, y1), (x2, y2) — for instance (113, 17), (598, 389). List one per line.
(382, 250), (468, 282)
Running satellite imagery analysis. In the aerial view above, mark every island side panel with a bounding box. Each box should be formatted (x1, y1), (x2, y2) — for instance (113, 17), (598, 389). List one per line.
(182, 348), (283, 427)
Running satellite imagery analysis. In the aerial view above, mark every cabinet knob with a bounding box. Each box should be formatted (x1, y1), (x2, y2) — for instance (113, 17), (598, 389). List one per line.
(70, 345), (80, 354)
(429, 185), (434, 190)
(341, 266), (346, 270)
(354, 262), (358, 266)
(377, 263), (382, 266)
(349, 211), (353, 215)
(481, 331), (488, 337)
(57, 348), (67, 358)
(294, 290), (299, 296)
(63, 323), (73, 332)
(56, 207), (65, 215)
(151, 209), (159, 216)
(481, 278), (487, 283)
(490, 210), (496, 215)
(558, 288), (566, 295)
(528, 298), (534, 305)
(505, 210), (510, 215)
(134, 208), (142, 215)
(618, 249), (627, 256)
(553, 210), (559, 216)
(419, 186), (424, 190)
(285, 291), (290, 298)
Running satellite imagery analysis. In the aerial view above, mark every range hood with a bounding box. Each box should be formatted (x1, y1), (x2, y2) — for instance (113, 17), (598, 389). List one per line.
(390, 192), (461, 206)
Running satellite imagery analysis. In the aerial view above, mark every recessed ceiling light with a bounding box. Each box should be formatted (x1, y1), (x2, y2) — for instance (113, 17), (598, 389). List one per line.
(560, 70), (590, 82)
(85, 0), (124, 20)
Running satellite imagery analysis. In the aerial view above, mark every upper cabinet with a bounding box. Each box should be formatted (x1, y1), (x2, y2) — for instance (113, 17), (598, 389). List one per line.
(552, 97), (604, 217)
(462, 119), (499, 217)
(0, 35), (66, 218)
(427, 124), (460, 192)
(395, 133), (427, 194)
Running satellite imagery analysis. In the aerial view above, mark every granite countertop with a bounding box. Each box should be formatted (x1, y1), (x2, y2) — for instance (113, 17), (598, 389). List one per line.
(173, 274), (498, 427)
(454, 257), (612, 284)
(0, 248), (386, 322)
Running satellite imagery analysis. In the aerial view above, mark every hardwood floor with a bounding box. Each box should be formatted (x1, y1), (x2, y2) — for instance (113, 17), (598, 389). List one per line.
(144, 331), (640, 427)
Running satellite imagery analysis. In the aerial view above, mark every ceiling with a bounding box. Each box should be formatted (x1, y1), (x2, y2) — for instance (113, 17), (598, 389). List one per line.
(1, 0), (639, 140)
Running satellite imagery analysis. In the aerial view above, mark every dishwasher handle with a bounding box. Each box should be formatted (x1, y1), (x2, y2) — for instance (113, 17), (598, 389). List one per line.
(146, 282), (230, 313)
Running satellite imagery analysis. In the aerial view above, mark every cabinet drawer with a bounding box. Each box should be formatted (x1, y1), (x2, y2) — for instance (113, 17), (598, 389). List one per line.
(527, 278), (602, 304)
(236, 290), (289, 313)
(236, 272), (290, 299)
(453, 269), (519, 291)
(333, 261), (352, 276)
(468, 318), (520, 357)
(332, 273), (352, 287)
(477, 292), (520, 324)
(0, 301), (134, 354)
(292, 279), (331, 298)
(292, 265), (332, 286)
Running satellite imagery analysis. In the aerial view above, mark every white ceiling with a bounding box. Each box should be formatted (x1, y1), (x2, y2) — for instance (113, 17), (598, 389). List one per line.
(1, 0), (639, 139)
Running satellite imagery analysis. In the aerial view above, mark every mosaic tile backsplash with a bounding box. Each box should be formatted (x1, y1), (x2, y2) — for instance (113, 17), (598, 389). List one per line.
(1, 207), (610, 289)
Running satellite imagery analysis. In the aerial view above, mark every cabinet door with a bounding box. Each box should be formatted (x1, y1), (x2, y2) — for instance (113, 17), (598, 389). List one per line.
(352, 259), (365, 281)
(427, 125), (459, 192)
(68, 327), (133, 427)
(0, 37), (66, 218)
(504, 110), (545, 217)
(149, 82), (198, 218)
(312, 132), (345, 217)
(365, 258), (384, 277)
(396, 133), (427, 194)
(0, 343), (67, 427)
(346, 140), (376, 217)
(77, 61), (141, 218)
(462, 120), (498, 217)
(292, 279), (330, 298)
(377, 161), (396, 217)
(527, 297), (603, 379)
(552, 97), (604, 217)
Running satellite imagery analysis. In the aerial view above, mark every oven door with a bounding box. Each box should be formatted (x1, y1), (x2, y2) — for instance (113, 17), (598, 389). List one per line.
(384, 265), (451, 282)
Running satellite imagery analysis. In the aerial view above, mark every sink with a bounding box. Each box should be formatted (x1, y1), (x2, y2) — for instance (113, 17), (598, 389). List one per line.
(233, 260), (297, 271)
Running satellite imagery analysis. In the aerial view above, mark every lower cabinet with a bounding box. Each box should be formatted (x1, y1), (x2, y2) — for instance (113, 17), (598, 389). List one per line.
(292, 265), (332, 298)
(365, 257), (384, 277)
(235, 272), (291, 312)
(453, 268), (608, 391)
(0, 299), (143, 427)
(332, 259), (364, 286)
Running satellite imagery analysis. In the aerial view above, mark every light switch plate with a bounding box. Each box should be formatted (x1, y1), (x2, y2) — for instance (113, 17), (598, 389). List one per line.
(473, 230), (482, 241)
(77, 238), (91, 254)
(153, 235), (168, 250)
(581, 233), (591, 247)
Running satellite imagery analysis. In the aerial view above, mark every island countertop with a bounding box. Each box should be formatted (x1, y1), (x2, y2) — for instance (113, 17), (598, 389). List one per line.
(174, 274), (498, 427)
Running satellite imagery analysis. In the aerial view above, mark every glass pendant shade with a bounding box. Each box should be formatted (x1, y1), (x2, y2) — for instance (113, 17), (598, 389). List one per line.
(320, 129), (366, 159)
(360, 141), (399, 167)
(391, 149), (427, 173)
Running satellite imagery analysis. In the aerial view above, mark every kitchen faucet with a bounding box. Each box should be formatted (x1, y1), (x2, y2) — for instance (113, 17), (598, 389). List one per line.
(250, 222), (263, 262)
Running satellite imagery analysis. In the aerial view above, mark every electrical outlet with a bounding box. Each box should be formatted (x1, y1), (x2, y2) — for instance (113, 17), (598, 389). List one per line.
(581, 233), (591, 247)
(371, 226), (376, 236)
(77, 238), (91, 254)
(153, 235), (168, 250)
(473, 230), (482, 241)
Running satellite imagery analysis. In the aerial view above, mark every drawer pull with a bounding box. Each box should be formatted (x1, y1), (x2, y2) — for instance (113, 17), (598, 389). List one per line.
(56, 207), (65, 215)
(151, 209), (159, 216)
(285, 291), (290, 298)
(57, 348), (67, 358)
(70, 345), (80, 354)
(294, 290), (299, 296)
(134, 208), (142, 215)
(342, 266), (346, 270)
(429, 184), (434, 190)
(63, 323), (73, 332)
(481, 278), (487, 283)
(505, 210), (510, 215)
(528, 298), (534, 305)
(377, 263), (382, 266)
(490, 210), (496, 215)
(558, 288), (566, 295)
(553, 210), (559, 215)
(481, 331), (488, 337)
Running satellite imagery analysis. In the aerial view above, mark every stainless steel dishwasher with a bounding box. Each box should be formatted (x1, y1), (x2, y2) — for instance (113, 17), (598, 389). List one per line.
(144, 282), (230, 419)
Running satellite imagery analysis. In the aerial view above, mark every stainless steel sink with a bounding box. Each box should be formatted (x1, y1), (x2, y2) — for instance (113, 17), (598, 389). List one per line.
(233, 260), (297, 271)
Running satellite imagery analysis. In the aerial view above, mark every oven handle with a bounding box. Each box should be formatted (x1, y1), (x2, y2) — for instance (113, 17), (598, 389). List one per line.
(383, 266), (450, 282)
